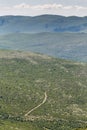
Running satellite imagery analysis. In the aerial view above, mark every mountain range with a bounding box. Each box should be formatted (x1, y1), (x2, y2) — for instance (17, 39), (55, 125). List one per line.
(0, 14), (87, 130)
(0, 15), (87, 34)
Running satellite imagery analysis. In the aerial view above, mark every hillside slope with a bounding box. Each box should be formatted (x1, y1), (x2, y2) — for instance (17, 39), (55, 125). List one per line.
(0, 50), (87, 130)
(0, 15), (87, 33)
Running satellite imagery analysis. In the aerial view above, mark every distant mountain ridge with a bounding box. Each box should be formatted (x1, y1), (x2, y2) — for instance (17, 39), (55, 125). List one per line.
(0, 15), (87, 34)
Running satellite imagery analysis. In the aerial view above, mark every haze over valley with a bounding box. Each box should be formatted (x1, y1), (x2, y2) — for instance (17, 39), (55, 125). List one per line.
(0, 15), (87, 62)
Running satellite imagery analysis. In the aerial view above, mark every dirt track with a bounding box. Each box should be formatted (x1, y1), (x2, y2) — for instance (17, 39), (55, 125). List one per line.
(24, 92), (47, 117)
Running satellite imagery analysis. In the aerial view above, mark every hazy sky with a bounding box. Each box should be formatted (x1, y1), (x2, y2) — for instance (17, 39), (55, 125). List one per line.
(0, 0), (87, 16)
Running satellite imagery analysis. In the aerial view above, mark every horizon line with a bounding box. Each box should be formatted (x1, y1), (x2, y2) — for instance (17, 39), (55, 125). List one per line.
(0, 14), (87, 18)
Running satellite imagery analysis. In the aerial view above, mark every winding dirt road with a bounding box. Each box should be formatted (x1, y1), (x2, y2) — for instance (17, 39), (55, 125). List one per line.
(24, 92), (47, 117)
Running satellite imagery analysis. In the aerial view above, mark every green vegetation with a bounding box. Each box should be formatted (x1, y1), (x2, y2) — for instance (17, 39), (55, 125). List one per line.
(0, 50), (87, 129)
(0, 119), (42, 130)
